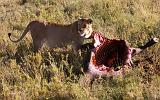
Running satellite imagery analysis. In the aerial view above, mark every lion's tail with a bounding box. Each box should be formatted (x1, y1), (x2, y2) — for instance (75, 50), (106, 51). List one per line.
(8, 24), (30, 43)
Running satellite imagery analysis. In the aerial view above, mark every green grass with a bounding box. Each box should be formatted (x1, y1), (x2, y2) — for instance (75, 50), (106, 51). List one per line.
(0, 0), (160, 99)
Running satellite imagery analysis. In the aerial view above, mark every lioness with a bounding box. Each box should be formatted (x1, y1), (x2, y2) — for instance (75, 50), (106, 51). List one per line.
(8, 18), (93, 52)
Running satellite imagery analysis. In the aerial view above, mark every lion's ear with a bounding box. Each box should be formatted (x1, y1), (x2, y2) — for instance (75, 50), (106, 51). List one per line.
(88, 19), (93, 24)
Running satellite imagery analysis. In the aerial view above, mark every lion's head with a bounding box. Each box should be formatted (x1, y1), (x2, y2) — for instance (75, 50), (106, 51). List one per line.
(78, 18), (93, 38)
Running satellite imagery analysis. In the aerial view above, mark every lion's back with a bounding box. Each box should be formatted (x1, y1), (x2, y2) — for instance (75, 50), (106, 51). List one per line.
(45, 23), (81, 48)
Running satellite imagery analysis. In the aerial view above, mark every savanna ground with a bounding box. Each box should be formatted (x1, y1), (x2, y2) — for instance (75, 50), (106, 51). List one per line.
(0, 0), (160, 100)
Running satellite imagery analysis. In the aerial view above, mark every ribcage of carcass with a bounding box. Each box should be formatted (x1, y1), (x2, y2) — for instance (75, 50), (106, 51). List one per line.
(94, 39), (129, 70)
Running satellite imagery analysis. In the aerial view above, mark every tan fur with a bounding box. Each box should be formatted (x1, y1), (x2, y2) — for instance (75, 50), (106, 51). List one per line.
(8, 18), (93, 52)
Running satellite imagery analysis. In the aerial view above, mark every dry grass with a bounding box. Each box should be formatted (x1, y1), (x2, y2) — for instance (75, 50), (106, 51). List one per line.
(0, 0), (160, 99)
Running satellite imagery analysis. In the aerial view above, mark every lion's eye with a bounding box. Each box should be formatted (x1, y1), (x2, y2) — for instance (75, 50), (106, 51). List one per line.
(81, 24), (86, 28)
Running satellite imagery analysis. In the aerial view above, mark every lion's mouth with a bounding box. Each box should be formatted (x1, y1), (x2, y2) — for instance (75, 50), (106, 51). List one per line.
(79, 32), (86, 37)
(79, 31), (92, 38)
(84, 32), (92, 38)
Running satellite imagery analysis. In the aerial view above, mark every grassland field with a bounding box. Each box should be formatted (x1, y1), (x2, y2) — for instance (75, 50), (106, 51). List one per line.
(0, 0), (160, 100)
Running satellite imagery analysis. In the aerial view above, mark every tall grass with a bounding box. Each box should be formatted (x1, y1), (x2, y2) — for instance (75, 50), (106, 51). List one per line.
(0, 0), (160, 99)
